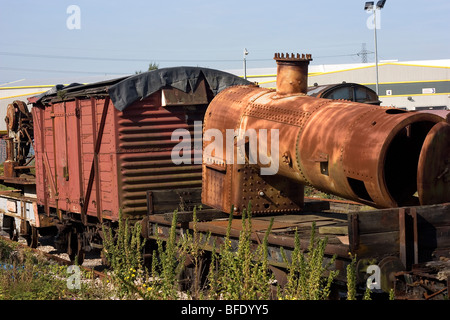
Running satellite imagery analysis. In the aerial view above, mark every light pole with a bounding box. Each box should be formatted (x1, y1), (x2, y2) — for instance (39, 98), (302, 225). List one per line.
(243, 48), (249, 80)
(365, 0), (386, 95)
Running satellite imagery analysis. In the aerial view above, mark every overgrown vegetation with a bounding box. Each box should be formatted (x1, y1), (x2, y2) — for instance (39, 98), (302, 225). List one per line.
(207, 205), (274, 300)
(0, 238), (112, 300)
(1, 204), (382, 300)
(100, 205), (355, 300)
(102, 210), (146, 298)
(280, 222), (338, 300)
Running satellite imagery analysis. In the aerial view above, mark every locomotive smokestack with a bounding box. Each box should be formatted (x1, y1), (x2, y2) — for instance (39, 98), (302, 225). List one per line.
(274, 53), (312, 96)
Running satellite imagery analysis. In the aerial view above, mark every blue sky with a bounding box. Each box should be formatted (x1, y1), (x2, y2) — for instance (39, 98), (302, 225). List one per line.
(0, 0), (449, 83)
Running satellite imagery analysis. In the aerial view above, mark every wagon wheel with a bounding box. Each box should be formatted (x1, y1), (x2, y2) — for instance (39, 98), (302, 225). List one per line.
(13, 100), (30, 117)
(5, 103), (18, 132)
(68, 230), (85, 265)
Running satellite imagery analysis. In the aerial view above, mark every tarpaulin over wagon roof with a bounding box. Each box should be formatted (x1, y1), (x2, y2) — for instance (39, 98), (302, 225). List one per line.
(28, 77), (128, 105)
(29, 67), (251, 111)
(107, 66), (252, 111)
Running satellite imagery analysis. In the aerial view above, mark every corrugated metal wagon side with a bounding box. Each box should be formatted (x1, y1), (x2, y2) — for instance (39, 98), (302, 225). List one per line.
(115, 90), (205, 218)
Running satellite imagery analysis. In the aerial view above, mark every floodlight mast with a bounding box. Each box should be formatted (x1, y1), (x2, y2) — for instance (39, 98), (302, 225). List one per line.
(377, 0), (386, 9)
(243, 48), (249, 80)
(365, 0), (386, 95)
(364, 1), (374, 10)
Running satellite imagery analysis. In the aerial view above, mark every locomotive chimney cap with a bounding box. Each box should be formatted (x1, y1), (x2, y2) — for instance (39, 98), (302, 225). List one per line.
(273, 52), (313, 62)
(273, 52), (312, 96)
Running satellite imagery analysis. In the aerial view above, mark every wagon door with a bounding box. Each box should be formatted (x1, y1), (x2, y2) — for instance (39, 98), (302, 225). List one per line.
(52, 102), (70, 212)
(64, 100), (83, 214)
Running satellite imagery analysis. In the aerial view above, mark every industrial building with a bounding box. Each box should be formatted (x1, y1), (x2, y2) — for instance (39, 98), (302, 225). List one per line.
(232, 58), (450, 111)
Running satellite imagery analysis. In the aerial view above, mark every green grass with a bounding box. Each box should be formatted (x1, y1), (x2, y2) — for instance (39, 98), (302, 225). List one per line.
(0, 238), (113, 300)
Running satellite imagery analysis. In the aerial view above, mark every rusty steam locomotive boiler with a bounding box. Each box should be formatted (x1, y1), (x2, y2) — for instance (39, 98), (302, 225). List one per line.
(202, 53), (450, 215)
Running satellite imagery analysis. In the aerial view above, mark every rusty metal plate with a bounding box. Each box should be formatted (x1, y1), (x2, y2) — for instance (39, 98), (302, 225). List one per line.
(417, 121), (450, 205)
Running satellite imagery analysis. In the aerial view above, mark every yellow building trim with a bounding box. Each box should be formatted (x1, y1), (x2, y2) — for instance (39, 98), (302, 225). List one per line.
(361, 79), (450, 85)
(242, 72), (322, 79)
(309, 65), (373, 77)
(257, 80), (277, 85)
(245, 74), (276, 78)
(309, 62), (450, 77)
(246, 77), (450, 87)
(379, 92), (450, 98)
(384, 62), (450, 70)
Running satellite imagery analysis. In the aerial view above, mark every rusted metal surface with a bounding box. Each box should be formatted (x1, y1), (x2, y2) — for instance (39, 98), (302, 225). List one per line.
(417, 109), (450, 120)
(417, 117), (450, 205)
(2, 100), (34, 179)
(202, 52), (447, 215)
(116, 91), (205, 217)
(274, 53), (312, 96)
(395, 259), (450, 300)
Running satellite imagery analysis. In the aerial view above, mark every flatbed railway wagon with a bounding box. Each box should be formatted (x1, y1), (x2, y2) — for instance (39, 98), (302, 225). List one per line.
(144, 195), (450, 298)
(144, 54), (450, 299)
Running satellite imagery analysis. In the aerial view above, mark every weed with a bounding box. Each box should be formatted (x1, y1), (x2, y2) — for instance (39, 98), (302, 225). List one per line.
(102, 209), (147, 299)
(206, 204), (274, 300)
(346, 254), (357, 300)
(178, 207), (211, 299)
(279, 221), (339, 300)
(149, 210), (185, 299)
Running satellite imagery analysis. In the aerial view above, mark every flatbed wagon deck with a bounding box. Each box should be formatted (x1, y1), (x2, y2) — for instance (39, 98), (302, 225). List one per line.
(142, 195), (450, 298)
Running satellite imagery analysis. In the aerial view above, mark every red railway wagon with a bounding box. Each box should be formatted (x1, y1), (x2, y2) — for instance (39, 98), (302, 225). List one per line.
(28, 67), (250, 262)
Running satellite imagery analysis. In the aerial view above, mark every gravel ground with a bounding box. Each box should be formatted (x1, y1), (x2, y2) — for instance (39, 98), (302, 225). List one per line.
(0, 230), (104, 271)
